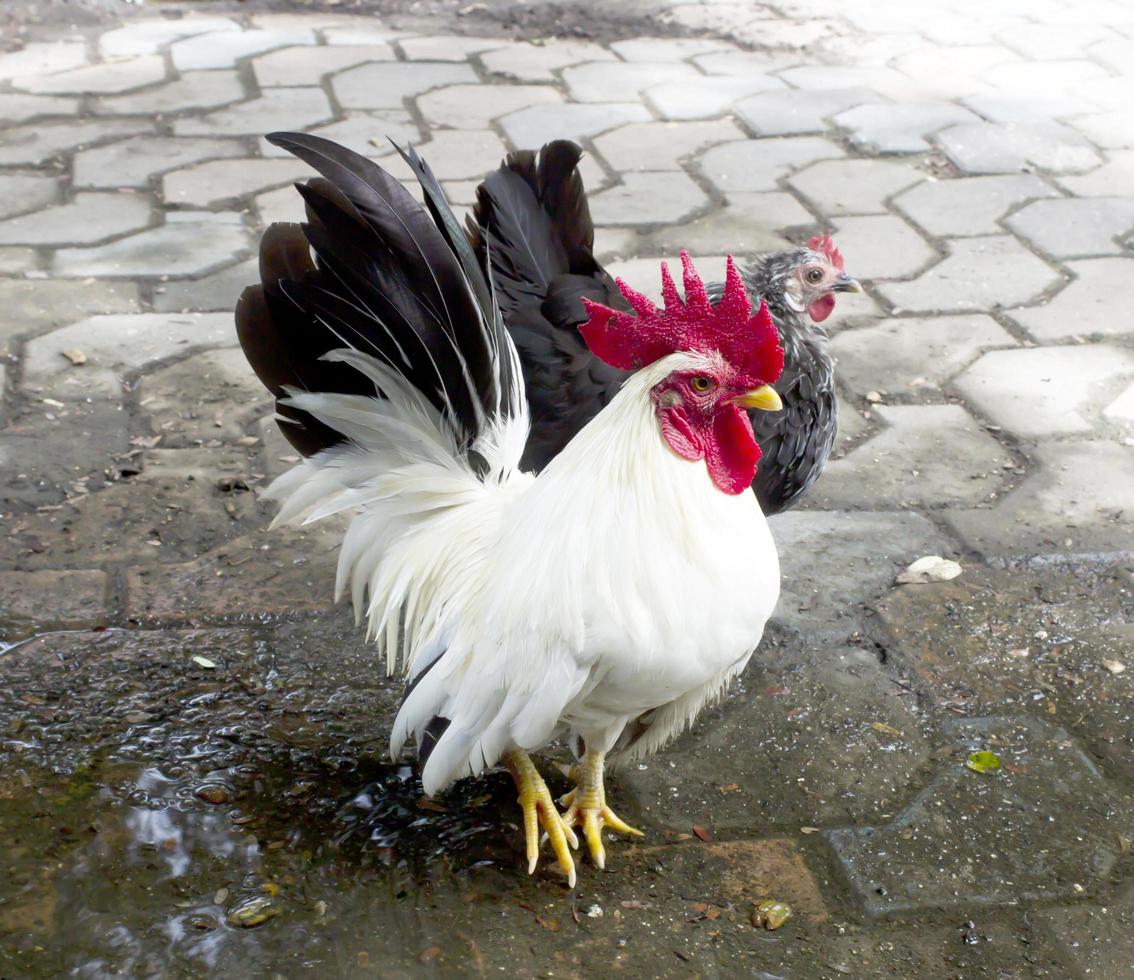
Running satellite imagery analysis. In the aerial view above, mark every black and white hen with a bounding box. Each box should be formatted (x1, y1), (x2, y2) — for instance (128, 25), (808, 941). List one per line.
(469, 140), (861, 515)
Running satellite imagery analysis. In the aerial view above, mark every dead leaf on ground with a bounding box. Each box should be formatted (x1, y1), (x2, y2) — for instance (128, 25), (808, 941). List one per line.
(61, 349), (87, 365)
(896, 555), (963, 585)
(692, 824), (712, 842)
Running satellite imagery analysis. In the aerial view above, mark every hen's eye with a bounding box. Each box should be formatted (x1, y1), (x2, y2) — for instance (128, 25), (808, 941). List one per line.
(805, 267), (824, 284)
(690, 376), (716, 393)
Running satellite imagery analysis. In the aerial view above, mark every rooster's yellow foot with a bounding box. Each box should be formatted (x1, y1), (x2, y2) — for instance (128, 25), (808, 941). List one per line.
(503, 749), (579, 887)
(559, 749), (643, 869)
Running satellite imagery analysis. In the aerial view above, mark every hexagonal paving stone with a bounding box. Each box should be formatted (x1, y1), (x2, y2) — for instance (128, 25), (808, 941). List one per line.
(692, 48), (801, 75)
(497, 102), (651, 151)
(398, 34), (508, 61)
(331, 61), (476, 110)
(981, 58), (1109, 101)
(698, 137), (844, 194)
(0, 192), (152, 246)
(0, 279), (140, 355)
(960, 89), (1096, 125)
(258, 110), (420, 160)
(561, 60), (702, 103)
(878, 236), (1061, 313)
(937, 121), (1100, 174)
(415, 84), (562, 130)
(946, 440), (1134, 554)
(0, 119), (151, 166)
(92, 70), (246, 116)
(876, 562), (1134, 776)
(73, 136), (245, 189)
(23, 312), (238, 400)
(827, 716), (1130, 916)
(152, 258), (258, 313)
(0, 41), (88, 81)
(1073, 111), (1134, 149)
(893, 174), (1058, 237)
(788, 158), (923, 216)
(254, 185), (305, 227)
(593, 119), (744, 173)
(829, 215), (935, 280)
(776, 64), (923, 100)
(0, 93), (79, 123)
(97, 16), (240, 57)
(814, 404), (1008, 509)
(589, 172), (710, 227)
(252, 44), (394, 87)
(163, 158), (310, 208)
(139, 348), (272, 446)
(0, 174), (60, 221)
(610, 37), (730, 61)
(1010, 259), (1134, 341)
(12, 54), (166, 95)
(1058, 150), (1134, 197)
(479, 39), (615, 82)
(170, 27), (315, 70)
(394, 129), (508, 180)
(1104, 381), (1134, 424)
(834, 101), (979, 153)
(997, 20), (1115, 59)
(630, 196), (797, 258)
(173, 87), (333, 136)
(644, 74), (787, 120)
(52, 212), (251, 279)
(830, 314), (1017, 399)
(1006, 197), (1134, 258)
(0, 248), (36, 274)
(954, 343), (1134, 438)
(891, 42), (1020, 93)
(734, 87), (881, 136)
(770, 509), (956, 638)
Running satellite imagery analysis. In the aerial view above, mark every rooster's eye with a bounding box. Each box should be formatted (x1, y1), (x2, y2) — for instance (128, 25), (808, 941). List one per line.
(805, 267), (824, 284)
(690, 376), (716, 393)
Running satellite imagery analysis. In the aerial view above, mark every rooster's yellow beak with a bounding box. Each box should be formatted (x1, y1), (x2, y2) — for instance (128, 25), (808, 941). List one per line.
(734, 385), (782, 412)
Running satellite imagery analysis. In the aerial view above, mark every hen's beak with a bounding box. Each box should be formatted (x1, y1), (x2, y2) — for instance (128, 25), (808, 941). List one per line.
(733, 385), (783, 412)
(833, 272), (863, 293)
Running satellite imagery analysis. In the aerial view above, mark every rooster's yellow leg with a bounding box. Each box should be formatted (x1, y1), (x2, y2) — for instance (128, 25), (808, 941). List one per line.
(559, 749), (643, 869)
(502, 749), (579, 887)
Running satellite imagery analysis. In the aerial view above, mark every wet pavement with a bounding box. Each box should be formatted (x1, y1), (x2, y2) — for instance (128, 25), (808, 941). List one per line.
(1, 0), (1134, 976)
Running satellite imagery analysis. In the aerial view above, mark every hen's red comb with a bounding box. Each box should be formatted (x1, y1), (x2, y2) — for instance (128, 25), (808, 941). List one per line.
(807, 234), (844, 271)
(579, 252), (784, 385)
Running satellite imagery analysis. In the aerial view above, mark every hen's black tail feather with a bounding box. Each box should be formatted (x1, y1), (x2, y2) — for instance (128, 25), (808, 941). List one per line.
(467, 140), (628, 472)
(235, 132), (519, 461)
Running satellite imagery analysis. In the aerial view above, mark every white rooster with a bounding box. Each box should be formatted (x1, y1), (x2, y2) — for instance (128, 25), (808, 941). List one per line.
(236, 133), (784, 886)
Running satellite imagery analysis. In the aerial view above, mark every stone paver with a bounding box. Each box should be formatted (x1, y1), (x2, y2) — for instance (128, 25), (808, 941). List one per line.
(1010, 257), (1134, 341)
(787, 158), (923, 216)
(589, 171), (710, 226)
(497, 102), (651, 149)
(1006, 197), (1134, 257)
(0, 119), (151, 166)
(92, 70), (246, 116)
(251, 44), (395, 87)
(815, 404), (1008, 508)
(878, 235), (1062, 312)
(331, 61), (477, 109)
(173, 87), (333, 136)
(734, 87), (881, 136)
(13, 54), (166, 95)
(51, 212), (251, 279)
(893, 173), (1059, 236)
(162, 159), (309, 208)
(593, 119), (745, 172)
(954, 343), (1134, 438)
(3, 7), (1134, 976)
(830, 314), (1018, 398)
(830, 214), (935, 279)
(938, 121), (1102, 174)
(415, 84), (562, 130)
(0, 174), (60, 221)
(0, 192), (152, 247)
(73, 136), (246, 190)
(698, 137), (844, 193)
(834, 101), (980, 153)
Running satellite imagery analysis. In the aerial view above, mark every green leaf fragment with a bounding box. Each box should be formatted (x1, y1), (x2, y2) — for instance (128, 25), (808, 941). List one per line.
(966, 750), (1001, 774)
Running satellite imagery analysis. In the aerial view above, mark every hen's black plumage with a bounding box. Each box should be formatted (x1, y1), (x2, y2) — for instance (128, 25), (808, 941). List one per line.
(236, 132), (518, 463)
(466, 140), (631, 473)
(470, 141), (840, 515)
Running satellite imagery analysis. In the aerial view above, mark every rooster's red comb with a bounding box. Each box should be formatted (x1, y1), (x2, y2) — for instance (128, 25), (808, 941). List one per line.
(579, 252), (784, 385)
(807, 234), (844, 271)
